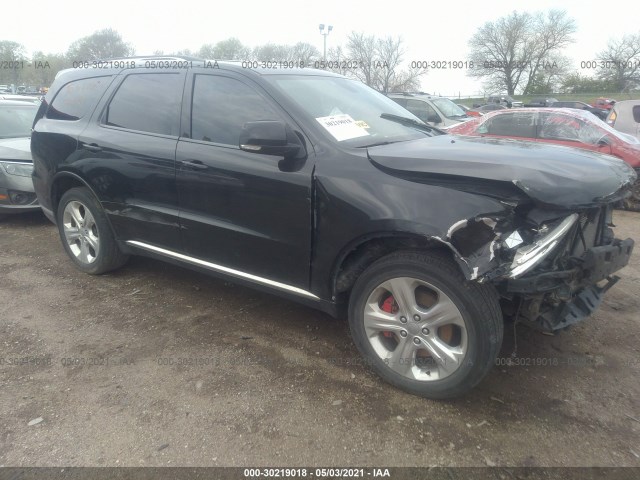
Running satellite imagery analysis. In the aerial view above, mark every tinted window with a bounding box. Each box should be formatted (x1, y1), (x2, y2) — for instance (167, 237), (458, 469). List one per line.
(633, 106), (640, 123)
(480, 112), (536, 138)
(405, 99), (438, 123)
(48, 76), (111, 121)
(191, 75), (281, 145)
(105, 74), (182, 135)
(391, 97), (408, 108)
(539, 112), (603, 144)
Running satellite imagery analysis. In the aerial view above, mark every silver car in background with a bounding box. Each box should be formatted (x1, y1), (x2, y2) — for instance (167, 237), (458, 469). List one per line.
(0, 100), (40, 217)
(388, 92), (470, 127)
(607, 100), (640, 140)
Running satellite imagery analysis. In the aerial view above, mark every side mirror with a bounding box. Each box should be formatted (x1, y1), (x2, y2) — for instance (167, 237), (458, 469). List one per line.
(428, 114), (442, 124)
(597, 136), (611, 147)
(239, 121), (301, 158)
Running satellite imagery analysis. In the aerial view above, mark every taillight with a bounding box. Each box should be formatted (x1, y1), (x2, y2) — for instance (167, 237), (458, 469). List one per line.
(607, 110), (617, 126)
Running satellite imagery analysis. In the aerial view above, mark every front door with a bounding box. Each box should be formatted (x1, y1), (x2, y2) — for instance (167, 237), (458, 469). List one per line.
(176, 72), (314, 289)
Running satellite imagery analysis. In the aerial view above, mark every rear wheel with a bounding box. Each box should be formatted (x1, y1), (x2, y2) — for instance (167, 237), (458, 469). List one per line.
(348, 251), (503, 399)
(57, 187), (129, 274)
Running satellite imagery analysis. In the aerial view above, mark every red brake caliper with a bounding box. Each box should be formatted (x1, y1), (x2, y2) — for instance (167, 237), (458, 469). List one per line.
(381, 295), (397, 338)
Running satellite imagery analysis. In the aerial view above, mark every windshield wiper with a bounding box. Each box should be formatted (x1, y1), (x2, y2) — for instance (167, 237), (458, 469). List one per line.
(380, 113), (446, 134)
(357, 140), (401, 148)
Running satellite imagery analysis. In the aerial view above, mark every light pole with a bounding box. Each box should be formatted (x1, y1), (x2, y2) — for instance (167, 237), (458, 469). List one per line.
(319, 24), (333, 60)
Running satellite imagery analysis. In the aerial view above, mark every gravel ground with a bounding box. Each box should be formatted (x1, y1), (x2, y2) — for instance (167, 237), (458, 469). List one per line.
(0, 210), (639, 468)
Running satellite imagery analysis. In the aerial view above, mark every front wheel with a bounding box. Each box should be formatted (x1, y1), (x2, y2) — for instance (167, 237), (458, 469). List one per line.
(348, 251), (503, 399)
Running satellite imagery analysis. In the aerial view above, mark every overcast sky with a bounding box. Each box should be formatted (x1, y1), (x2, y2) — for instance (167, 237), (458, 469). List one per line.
(4, 0), (638, 96)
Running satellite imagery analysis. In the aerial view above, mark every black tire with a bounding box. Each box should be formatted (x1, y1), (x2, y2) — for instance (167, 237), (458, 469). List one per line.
(56, 187), (129, 274)
(348, 250), (503, 399)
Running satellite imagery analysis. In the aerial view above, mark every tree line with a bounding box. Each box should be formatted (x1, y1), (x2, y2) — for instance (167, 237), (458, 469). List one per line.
(1, 12), (639, 95)
(0, 29), (424, 93)
(468, 10), (640, 95)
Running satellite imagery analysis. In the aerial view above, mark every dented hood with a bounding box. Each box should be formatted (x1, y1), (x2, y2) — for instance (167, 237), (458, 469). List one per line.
(367, 135), (637, 207)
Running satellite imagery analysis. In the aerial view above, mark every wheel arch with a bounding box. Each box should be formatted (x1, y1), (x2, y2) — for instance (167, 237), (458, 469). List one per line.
(329, 232), (465, 307)
(50, 172), (101, 221)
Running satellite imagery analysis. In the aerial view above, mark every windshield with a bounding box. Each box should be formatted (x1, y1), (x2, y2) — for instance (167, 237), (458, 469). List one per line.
(263, 75), (432, 147)
(431, 98), (467, 118)
(0, 104), (38, 138)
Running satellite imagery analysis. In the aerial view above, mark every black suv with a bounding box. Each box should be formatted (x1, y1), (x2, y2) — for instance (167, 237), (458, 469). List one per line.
(31, 58), (636, 399)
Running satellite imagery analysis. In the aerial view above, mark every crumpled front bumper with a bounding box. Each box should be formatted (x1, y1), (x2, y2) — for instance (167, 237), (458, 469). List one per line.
(505, 238), (634, 331)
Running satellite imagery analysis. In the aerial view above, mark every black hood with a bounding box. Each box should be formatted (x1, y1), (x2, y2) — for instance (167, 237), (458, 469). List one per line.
(367, 135), (637, 208)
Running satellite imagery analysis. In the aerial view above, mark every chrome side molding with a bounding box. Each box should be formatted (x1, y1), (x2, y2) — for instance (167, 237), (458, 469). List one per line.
(126, 240), (320, 300)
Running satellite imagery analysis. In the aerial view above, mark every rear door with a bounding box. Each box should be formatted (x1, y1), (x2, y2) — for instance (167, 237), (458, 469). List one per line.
(175, 71), (314, 289)
(77, 71), (186, 250)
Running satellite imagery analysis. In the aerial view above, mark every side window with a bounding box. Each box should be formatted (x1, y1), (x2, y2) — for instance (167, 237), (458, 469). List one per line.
(47, 76), (111, 121)
(391, 98), (408, 108)
(484, 112), (536, 138)
(191, 75), (281, 146)
(405, 99), (438, 123)
(105, 73), (182, 136)
(539, 113), (601, 143)
(633, 106), (640, 123)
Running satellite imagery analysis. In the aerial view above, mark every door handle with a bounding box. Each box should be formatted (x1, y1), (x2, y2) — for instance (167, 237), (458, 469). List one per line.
(180, 160), (208, 170)
(81, 143), (102, 152)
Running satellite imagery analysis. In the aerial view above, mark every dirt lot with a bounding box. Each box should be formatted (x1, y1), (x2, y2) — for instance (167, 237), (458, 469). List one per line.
(0, 210), (639, 468)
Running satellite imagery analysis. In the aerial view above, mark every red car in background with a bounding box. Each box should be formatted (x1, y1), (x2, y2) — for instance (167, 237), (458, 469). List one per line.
(447, 108), (640, 209)
(592, 97), (616, 110)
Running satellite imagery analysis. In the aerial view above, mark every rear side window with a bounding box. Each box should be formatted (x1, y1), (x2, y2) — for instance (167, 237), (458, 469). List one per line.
(190, 75), (281, 146)
(105, 73), (182, 136)
(633, 106), (640, 123)
(405, 99), (438, 124)
(481, 112), (536, 138)
(47, 76), (111, 121)
(391, 97), (408, 108)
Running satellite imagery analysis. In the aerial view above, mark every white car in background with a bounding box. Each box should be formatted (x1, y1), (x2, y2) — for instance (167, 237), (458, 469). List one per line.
(607, 100), (640, 140)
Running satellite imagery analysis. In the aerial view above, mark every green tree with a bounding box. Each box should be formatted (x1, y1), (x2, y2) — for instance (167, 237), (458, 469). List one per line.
(0, 41), (28, 86)
(199, 38), (250, 60)
(26, 52), (70, 87)
(560, 72), (616, 94)
(66, 28), (134, 61)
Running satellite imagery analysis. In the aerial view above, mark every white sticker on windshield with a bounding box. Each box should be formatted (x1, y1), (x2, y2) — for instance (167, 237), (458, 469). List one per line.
(316, 114), (370, 141)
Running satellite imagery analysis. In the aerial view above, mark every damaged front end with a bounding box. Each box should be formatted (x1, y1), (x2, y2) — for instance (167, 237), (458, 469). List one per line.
(444, 205), (634, 332)
(367, 134), (638, 332)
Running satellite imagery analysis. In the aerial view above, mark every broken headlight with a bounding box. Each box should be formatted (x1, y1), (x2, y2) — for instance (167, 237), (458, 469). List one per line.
(506, 214), (579, 278)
